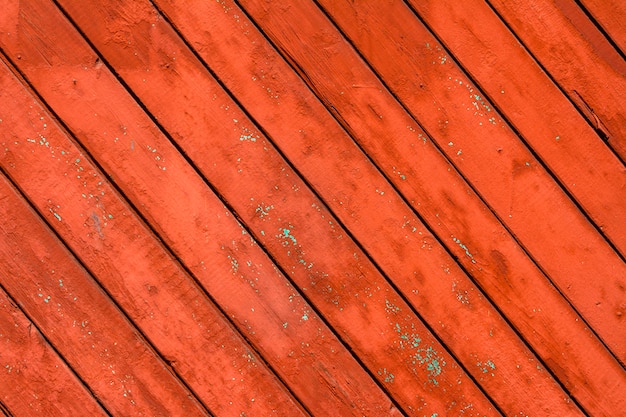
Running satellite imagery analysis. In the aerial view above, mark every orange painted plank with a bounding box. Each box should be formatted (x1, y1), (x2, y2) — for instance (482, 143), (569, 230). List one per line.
(0, 3), (403, 416)
(0, 287), (108, 417)
(253, 0), (626, 362)
(403, 0), (626, 257)
(487, 0), (626, 161)
(50, 0), (502, 414)
(147, 0), (614, 416)
(0, 58), (307, 416)
(0, 174), (207, 417)
(229, 0), (626, 414)
(579, 0), (626, 54)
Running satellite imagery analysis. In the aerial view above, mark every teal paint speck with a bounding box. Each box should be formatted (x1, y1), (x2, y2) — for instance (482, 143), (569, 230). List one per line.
(452, 237), (476, 263)
(282, 228), (297, 245)
(53, 213), (62, 222)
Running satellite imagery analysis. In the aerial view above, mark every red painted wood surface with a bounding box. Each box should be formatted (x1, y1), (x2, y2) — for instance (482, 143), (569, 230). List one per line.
(488, 0), (626, 161)
(0, 174), (208, 416)
(290, 0), (626, 363)
(0, 54), (310, 417)
(578, 0), (626, 55)
(1, 0), (625, 415)
(0, 286), (108, 416)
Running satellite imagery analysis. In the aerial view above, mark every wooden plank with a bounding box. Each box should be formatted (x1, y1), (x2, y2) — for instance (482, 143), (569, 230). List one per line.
(48, 0), (504, 414)
(0, 174), (207, 417)
(247, 0), (626, 363)
(403, 0), (626, 257)
(578, 0), (626, 55)
(145, 0), (619, 416)
(0, 3), (404, 416)
(226, 0), (626, 414)
(0, 286), (108, 417)
(487, 0), (626, 161)
(0, 58), (308, 416)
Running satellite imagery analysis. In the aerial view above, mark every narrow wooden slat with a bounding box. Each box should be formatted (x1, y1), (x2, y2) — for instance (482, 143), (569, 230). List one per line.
(148, 1), (611, 416)
(403, 0), (626, 255)
(578, 0), (626, 55)
(0, 287), (108, 417)
(0, 57), (307, 416)
(229, 0), (626, 414)
(487, 0), (626, 161)
(50, 0), (503, 414)
(0, 2), (403, 415)
(0, 174), (207, 417)
(261, 0), (626, 362)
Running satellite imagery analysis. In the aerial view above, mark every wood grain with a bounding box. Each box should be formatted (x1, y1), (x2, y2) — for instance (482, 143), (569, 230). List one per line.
(0, 174), (208, 417)
(0, 0), (622, 414)
(233, 0), (626, 414)
(149, 0), (621, 415)
(578, 0), (626, 55)
(403, 0), (626, 257)
(0, 286), (108, 417)
(50, 0), (504, 414)
(257, 0), (626, 363)
(487, 0), (626, 161)
(0, 54), (306, 416)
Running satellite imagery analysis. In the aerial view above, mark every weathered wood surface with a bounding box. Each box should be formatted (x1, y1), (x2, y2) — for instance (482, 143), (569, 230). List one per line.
(0, 286), (108, 417)
(0, 54), (305, 416)
(578, 0), (626, 55)
(1, 0), (624, 415)
(0, 173), (209, 416)
(289, 0), (626, 363)
(488, 0), (626, 162)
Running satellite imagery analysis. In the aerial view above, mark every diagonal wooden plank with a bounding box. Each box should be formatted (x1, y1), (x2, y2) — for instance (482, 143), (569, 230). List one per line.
(146, 0), (621, 416)
(486, 0), (626, 161)
(402, 0), (626, 256)
(0, 174), (208, 417)
(226, 0), (626, 414)
(0, 286), (109, 417)
(0, 57), (308, 417)
(578, 0), (626, 55)
(0, 2), (404, 416)
(240, 0), (626, 365)
(48, 0), (504, 414)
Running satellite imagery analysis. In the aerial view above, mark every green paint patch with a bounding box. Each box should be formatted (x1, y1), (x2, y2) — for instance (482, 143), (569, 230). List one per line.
(281, 228), (297, 245)
(228, 255), (239, 273)
(255, 204), (273, 219)
(477, 359), (496, 376)
(385, 299), (401, 314)
(378, 368), (395, 383)
(394, 323), (446, 385)
(452, 236), (476, 264)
